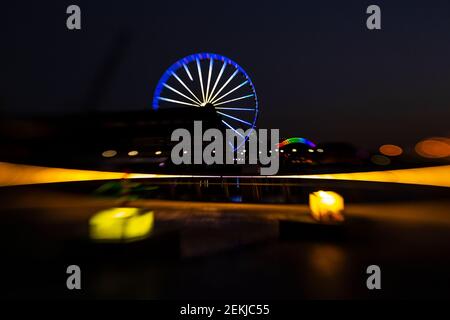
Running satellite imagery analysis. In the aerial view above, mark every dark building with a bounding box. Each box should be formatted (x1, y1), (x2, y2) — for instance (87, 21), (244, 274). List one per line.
(0, 107), (222, 172)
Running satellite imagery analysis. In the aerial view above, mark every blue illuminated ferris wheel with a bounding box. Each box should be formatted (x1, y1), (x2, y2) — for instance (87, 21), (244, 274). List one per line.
(152, 53), (259, 147)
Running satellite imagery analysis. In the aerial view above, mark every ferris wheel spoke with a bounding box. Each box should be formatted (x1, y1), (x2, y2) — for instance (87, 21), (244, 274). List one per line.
(158, 96), (200, 107)
(205, 58), (214, 102)
(209, 69), (239, 103)
(163, 83), (201, 106)
(183, 63), (194, 81)
(172, 72), (202, 104)
(221, 120), (245, 138)
(214, 107), (256, 111)
(210, 80), (249, 105)
(208, 61), (227, 103)
(196, 59), (206, 104)
(217, 111), (252, 126)
(213, 94), (254, 106)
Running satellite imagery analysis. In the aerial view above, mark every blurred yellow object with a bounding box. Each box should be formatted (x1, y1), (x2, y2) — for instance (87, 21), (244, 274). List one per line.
(89, 207), (154, 242)
(309, 191), (344, 222)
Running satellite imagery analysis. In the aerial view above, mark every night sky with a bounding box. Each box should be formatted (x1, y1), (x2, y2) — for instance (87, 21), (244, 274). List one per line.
(2, 0), (450, 148)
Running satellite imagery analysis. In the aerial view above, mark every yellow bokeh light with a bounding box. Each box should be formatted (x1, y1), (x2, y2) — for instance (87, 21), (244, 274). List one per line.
(379, 144), (403, 157)
(102, 150), (117, 158)
(89, 207), (154, 242)
(128, 150), (139, 156)
(309, 191), (344, 222)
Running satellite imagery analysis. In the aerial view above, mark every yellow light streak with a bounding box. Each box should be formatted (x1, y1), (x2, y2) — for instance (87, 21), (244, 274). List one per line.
(0, 162), (174, 186)
(0, 162), (449, 188)
(284, 165), (450, 188)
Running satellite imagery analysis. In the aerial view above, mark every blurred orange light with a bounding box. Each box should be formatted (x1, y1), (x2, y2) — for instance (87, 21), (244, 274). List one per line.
(379, 144), (403, 157)
(309, 191), (344, 222)
(415, 137), (450, 158)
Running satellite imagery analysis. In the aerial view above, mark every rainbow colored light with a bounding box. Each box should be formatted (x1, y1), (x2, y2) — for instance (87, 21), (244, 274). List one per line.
(277, 137), (316, 149)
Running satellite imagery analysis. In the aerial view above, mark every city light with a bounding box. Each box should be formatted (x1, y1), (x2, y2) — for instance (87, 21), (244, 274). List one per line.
(102, 150), (117, 158)
(309, 191), (345, 222)
(415, 137), (450, 158)
(379, 144), (403, 157)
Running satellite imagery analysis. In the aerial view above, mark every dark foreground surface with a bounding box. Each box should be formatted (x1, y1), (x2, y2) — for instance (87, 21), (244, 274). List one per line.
(0, 178), (449, 299)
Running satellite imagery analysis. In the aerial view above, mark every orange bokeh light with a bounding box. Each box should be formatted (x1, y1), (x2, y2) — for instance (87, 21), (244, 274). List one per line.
(379, 144), (403, 157)
(415, 137), (450, 158)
